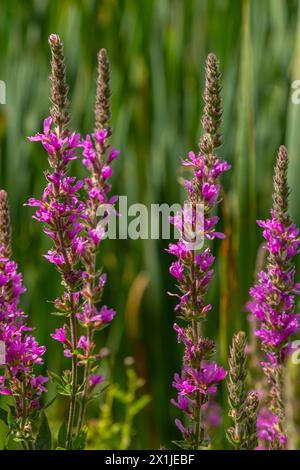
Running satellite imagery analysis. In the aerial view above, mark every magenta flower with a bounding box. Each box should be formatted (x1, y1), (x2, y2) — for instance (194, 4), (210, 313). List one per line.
(51, 325), (69, 345)
(76, 304), (116, 329)
(175, 419), (193, 440)
(94, 129), (107, 144)
(187, 363), (226, 395)
(44, 251), (65, 267)
(202, 400), (222, 429)
(167, 240), (188, 259)
(257, 409), (287, 449)
(169, 261), (184, 281)
(89, 374), (104, 388)
(173, 374), (197, 396)
(107, 147), (121, 163)
(202, 182), (220, 206)
(101, 165), (112, 179)
(173, 363), (226, 398)
(77, 336), (88, 352)
(195, 249), (215, 271)
(171, 395), (190, 412)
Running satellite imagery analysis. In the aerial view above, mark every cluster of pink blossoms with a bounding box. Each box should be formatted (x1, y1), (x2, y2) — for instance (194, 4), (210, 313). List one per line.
(0, 246), (47, 415)
(28, 117), (85, 287)
(247, 146), (300, 450)
(248, 214), (300, 355)
(247, 212), (300, 448)
(168, 150), (229, 446)
(256, 408), (287, 450)
(27, 110), (121, 423)
(76, 128), (119, 330)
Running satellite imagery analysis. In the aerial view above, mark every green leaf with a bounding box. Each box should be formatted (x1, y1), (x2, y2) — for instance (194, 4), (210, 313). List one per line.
(4, 434), (23, 450)
(72, 427), (87, 450)
(43, 394), (57, 410)
(129, 395), (151, 417)
(57, 421), (67, 449)
(89, 384), (110, 400)
(172, 440), (193, 450)
(8, 404), (16, 417)
(0, 408), (8, 425)
(7, 405), (16, 426)
(35, 412), (52, 450)
(48, 371), (72, 397)
(50, 311), (69, 317)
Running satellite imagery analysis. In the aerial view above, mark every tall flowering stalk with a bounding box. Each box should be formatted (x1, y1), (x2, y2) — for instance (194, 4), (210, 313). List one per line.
(0, 190), (47, 449)
(28, 34), (84, 448)
(76, 48), (120, 432)
(169, 54), (229, 449)
(247, 145), (300, 449)
(227, 331), (258, 450)
(28, 35), (119, 449)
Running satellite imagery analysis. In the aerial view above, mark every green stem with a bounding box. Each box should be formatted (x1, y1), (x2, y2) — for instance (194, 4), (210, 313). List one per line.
(271, 364), (286, 450)
(21, 380), (27, 432)
(77, 245), (97, 433)
(76, 327), (92, 433)
(191, 248), (203, 450)
(52, 126), (79, 448)
(53, 223), (78, 448)
(66, 294), (78, 449)
(19, 380), (33, 450)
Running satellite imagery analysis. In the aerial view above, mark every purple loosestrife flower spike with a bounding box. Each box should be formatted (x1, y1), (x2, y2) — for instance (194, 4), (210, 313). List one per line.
(169, 53), (229, 450)
(227, 331), (258, 450)
(76, 48), (118, 433)
(247, 145), (300, 449)
(0, 190), (47, 448)
(28, 34), (83, 449)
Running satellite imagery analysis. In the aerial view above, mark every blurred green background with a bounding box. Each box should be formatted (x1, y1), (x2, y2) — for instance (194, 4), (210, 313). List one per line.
(1, 0), (300, 449)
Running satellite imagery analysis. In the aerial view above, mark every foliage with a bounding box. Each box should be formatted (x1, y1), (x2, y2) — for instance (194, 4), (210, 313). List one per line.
(87, 361), (151, 450)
